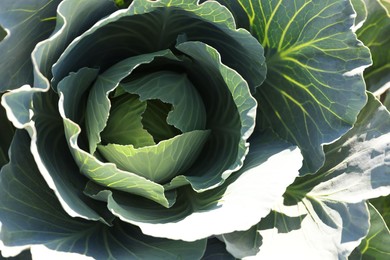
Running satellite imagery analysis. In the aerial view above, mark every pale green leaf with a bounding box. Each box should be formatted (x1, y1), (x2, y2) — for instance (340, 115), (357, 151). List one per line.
(58, 64), (177, 208)
(350, 0), (367, 30)
(165, 41), (257, 191)
(121, 70), (207, 132)
(86, 50), (178, 154)
(100, 93), (155, 148)
(84, 132), (302, 242)
(98, 130), (210, 183)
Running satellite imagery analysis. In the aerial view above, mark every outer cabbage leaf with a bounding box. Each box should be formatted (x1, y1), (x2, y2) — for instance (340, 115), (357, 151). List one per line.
(350, 203), (390, 259)
(355, 0), (390, 96)
(202, 238), (235, 260)
(219, 224), (262, 258)
(350, 0), (367, 30)
(0, 0), (60, 91)
(0, 0), (124, 222)
(31, 0), (118, 90)
(1, 86), (110, 223)
(215, 0), (371, 174)
(370, 195), (390, 228)
(224, 93), (390, 259)
(51, 0), (266, 92)
(0, 94), (14, 167)
(0, 25), (6, 41)
(0, 130), (206, 259)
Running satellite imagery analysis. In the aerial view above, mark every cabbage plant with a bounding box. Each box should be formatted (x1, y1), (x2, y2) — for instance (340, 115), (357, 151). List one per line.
(0, 0), (389, 259)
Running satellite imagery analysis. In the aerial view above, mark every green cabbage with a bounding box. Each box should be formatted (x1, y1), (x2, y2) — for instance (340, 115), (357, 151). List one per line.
(0, 0), (389, 259)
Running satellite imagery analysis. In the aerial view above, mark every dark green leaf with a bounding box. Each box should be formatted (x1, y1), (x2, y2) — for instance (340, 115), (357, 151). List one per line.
(0, 130), (206, 259)
(2, 85), (112, 223)
(202, 238), (235, 260)
(0, 0), (60, 91)
(353, 203), (390, 259)
(220, 0), (371, 174)
(31, 0), (118, 91)
(0, 25), (6, 42)
(0, 94), (15, 167)
(370, 195), (390, 228)
(356, 0), (390, 96)
(52, 0), (266, 92)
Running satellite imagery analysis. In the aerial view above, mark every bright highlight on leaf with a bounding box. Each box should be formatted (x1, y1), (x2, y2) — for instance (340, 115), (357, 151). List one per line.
(0, 0), (389, 259)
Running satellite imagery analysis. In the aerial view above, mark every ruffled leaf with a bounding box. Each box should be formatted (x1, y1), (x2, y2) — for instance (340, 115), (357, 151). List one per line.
(0, 0), (60, 91)
(52, 0), (266, 92)
(0, 94), (14, 167)
(32, 0), (118, 90)
(355, 0), (390, 96)
(58, 61), (177, 207)
(2, 86), (110, 223)
(121, 70), (207, 133)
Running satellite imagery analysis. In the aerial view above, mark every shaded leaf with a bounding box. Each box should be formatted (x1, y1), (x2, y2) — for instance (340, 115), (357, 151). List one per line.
(370, 195), (390, 228)
(202, 238), (235, 260)
(220, 224), (262, 258)
(0, 0), (60, 91)
(31, 0), (118, 90)
(2, 86), (111, 223)
(356, 0), (390, 96)
(0, 130), (206, 259)
(0, 94), (15, 167)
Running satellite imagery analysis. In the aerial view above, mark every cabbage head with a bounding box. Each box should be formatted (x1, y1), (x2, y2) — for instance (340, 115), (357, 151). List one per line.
(0, 0), (389, 259)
